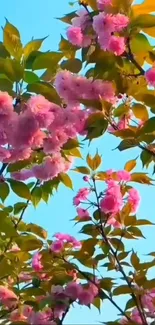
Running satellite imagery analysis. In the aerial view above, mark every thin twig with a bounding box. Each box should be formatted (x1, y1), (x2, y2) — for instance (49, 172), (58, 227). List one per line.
(63, 258), (133, 322)
(92, 178), (147, 325)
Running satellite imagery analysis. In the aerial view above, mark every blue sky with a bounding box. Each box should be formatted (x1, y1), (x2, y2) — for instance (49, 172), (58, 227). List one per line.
(1, 0), (155, 324)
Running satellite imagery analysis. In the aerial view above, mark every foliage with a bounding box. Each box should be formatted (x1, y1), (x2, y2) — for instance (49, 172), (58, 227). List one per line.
(0, 0), (155, 324)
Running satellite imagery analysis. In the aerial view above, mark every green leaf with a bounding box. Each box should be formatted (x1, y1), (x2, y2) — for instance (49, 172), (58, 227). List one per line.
(14, 202), (27, 215)
(32, 52), (63, 70)
(113, 285), (131, 296)
(0, 41), (10, 58)
(0, 58), (23, 81)
(0, 78), (13, 95)
(130, 33), (152, 53)
(62, 138), (79, 150)
(59, 173), (73, 189)
(24, 71), (39, 84)
(86, 153), (102, 171)
(16, 235), (43, 251)
(60, 58), (82, 73)
(27, 82), (61, 104)
(138, 117), (155, 135)
(59, 36), (77, 59)
(117, 139), (137, 151)
(25, 223), (47, 239)
(0, 217), (18, 236)
(132, 14), (155, 29)
(132, 103), (149, 121)
(124, 159), (137, 172)
(3, 21), (23, 60)
(74, 166), (90, 174)
(140, 150), (152, 167)
(24, 38), (46, 59)
(131, 251), (140, 269)
(58, 11), (77, 24)
(8, 179), (31, 199)
(31, 187), (42, 207)
(7, 159), (31, 172)
(0, 182), (9, 202)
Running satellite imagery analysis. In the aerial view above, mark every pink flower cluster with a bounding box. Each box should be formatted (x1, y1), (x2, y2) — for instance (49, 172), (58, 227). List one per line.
(32, 253), (43, 272)
(0, 285), (18, 309)
(0, 91), (89, 181)
(100, 177), (140, 226)
(93, 13), (129, 55)
(55, 70), (116, 105)
(145, 67), (155, 87)
(51, 281), (98, 306)
(120, 289), (155, 323)
(97, 0), (112, 11)
(10, 305), (56, 325)
(67, 10), (92, 48)
(50, 233), (82, 253)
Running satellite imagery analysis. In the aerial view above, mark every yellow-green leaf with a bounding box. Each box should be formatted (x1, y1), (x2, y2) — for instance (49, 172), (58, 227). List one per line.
(131, 251), (140, 269)
(27, 82), (61, 105)
(24, 38), (46, 59)
(32, 52), (63, 70)
(0, 182), (9, 202)
(60, 58), (82, 73)
(8, 179), (31, 199)
(59, 173), (73, 189)
(132, 103), (149, 121)
(124, 159), (137, 172)
(31, 187), (42, 207)
(3, 21), (23, 60)
(74, 166), (90, 174)
(26, 223), (47, 239)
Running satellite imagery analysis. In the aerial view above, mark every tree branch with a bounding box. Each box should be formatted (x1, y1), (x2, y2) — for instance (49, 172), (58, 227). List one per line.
(126, 41), (145, 76)
(92, 178), (147, 325)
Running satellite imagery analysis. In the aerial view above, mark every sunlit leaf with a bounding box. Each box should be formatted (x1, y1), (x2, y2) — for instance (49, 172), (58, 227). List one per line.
(124, 159), (137, 172)
(86, 153), (102, 171)
(8, 179), (31, 199)
(0, 182), (9, 202)
(3, 21), (23, 60)
(24, 38), (46, 59)
(74, 166), (90, 174)
(32, 52), (63, 70)
(60, 58), (82, 73)
(59, 173), (73, 189)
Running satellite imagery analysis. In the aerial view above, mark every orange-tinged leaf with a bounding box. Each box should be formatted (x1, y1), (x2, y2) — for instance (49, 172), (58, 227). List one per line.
(132, 104), (149, 121)
(131, 172), (154, 184)
(86, 153), (102, 171)
(124, 159), (137, 172)
(131, 251), (140, 269)
(132, 0), (155, 16)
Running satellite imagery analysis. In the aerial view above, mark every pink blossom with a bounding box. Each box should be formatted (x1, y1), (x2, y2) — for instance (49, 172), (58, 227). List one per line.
(72, 10), (91, 30)
(113, 14), (129, 32)
(142, 289), (155, 313)
(27, 95), (54, 128)
(51, 285), (64, 295)
(128, 188), (141, 213)
(93, 13), (114, 34)
(0, 286), (18, 307)
(107, 216), (122, 228)
(6, 148), (32, 163)
(65, 282), (82, 300)
(19, 273), (32, 282)
(0, 91), (13, 116)
(73, 188), (90, 206)
(10, 310), (27, 322)
(53, 233), (81, 250)
(50, 240), (64, 253)
(76, 208), (91, 220)
(117, 170), (131, 182)
(131, 308), (143, 324)
(88, 282), (99, 297)
(63, 156), (74, 173)
(145, 67), (155, 87)
(97, 0), (112, 11)
(67, 26), (83, 47)
(0, 146), (11, 162)
(11, 169), (33, 181)
(32, 253), (43, 272)
(78, 289), (94, 305)
(32, 154), (66, 181)
(100, 182), (123, 215)
(107, 36), (126, 56)
(8, 244), (20, 252)
(83, 176), (90, 182)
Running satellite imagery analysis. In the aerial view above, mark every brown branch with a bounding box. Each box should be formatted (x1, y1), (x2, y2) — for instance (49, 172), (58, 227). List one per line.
(92, 178), (147, 325)
(125, 41), (145, 76)
(63, 258), (133, 322)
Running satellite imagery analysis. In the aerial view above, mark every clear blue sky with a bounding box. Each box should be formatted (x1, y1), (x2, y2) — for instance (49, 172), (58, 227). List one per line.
(1, 0), (155, 324)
